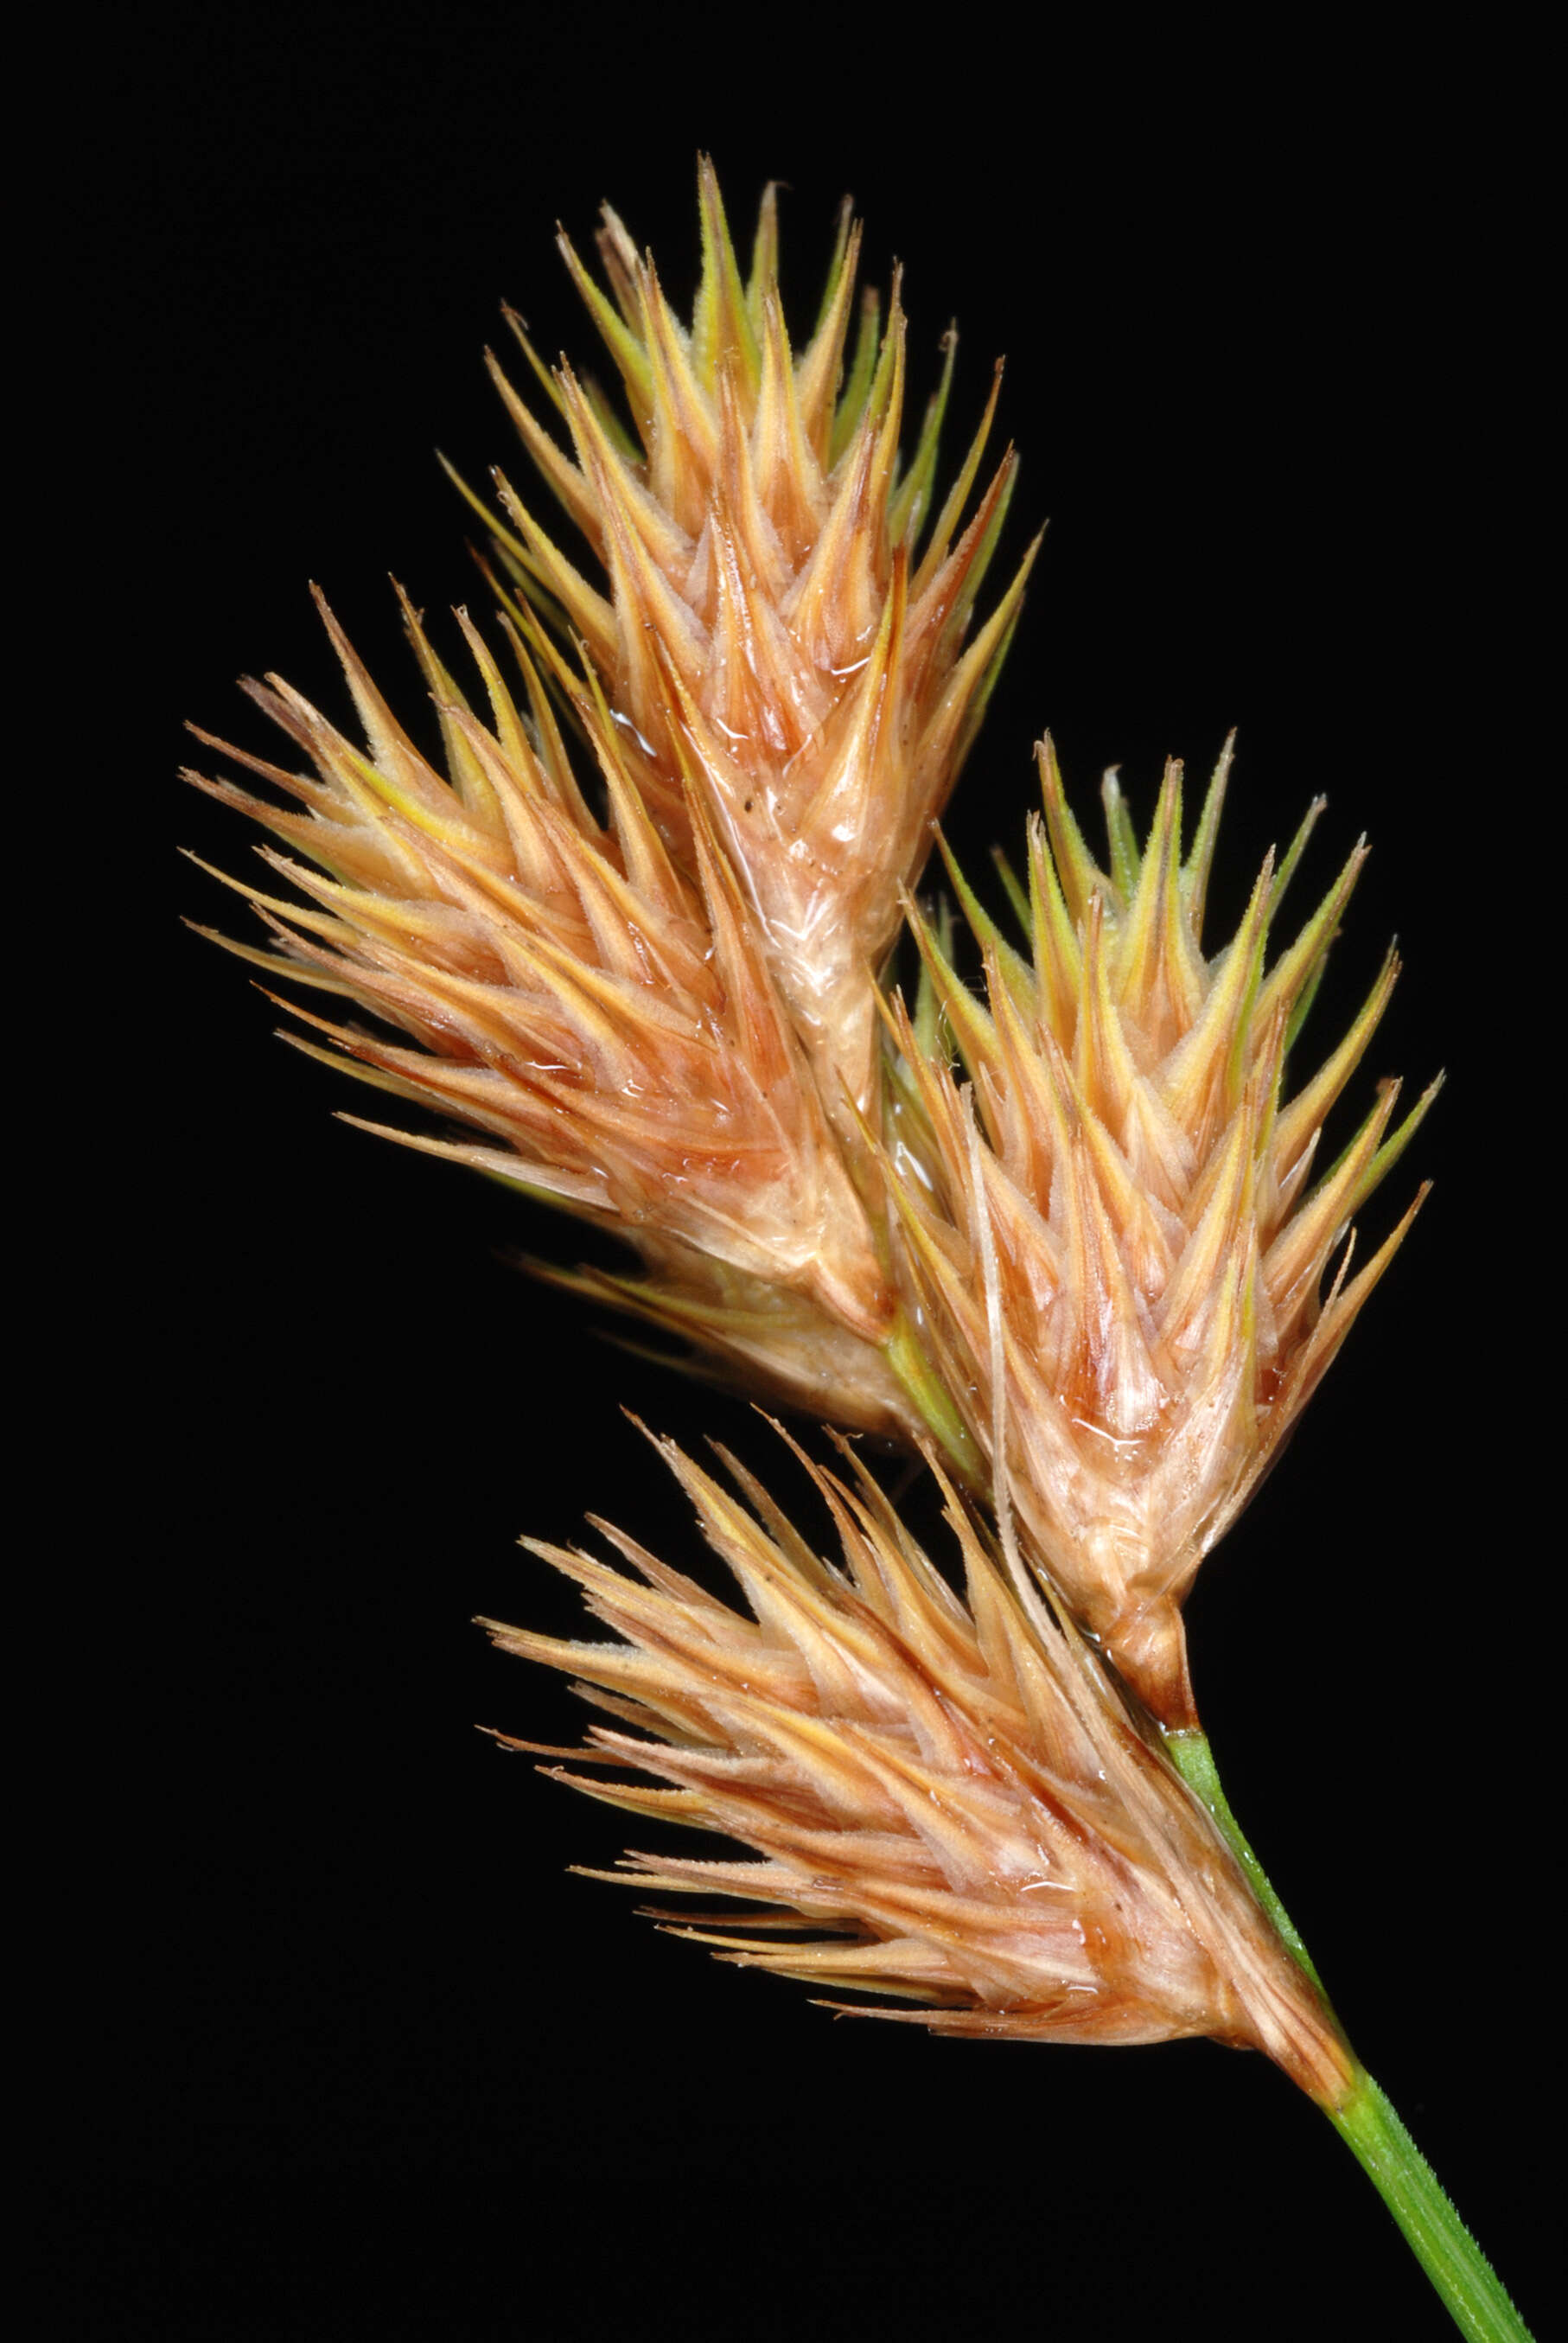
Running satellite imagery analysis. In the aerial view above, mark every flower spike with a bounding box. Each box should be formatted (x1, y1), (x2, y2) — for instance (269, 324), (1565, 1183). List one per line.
(186, 588), (911, 1426)
(878, 739), (1435, 1726)
(485, 160), (1033, 1131)
(487, 1423), (1353, 2100)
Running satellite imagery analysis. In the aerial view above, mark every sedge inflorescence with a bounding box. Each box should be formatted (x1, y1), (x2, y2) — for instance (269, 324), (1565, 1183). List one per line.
(189, 162), (1430, 2072)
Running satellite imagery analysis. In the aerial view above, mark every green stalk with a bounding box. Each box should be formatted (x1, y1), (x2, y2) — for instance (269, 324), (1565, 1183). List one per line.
(1165, 1727), (1532, 2343)
(883, 1311), (983, 1486)
(1329, 2077), (1531, 2343)
(1163, 1725), (1325, 1992)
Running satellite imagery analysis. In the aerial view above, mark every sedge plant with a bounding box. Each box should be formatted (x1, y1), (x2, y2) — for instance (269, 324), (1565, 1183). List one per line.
(184, 162), (1528, 2340)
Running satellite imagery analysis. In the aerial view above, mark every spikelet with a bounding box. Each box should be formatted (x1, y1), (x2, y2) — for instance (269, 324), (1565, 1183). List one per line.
(488, 1423), (1354, 2104)
(186, 586), (911, 1419)
(475, 159), (1038, 1130)
(877, 737), (1437, 1725)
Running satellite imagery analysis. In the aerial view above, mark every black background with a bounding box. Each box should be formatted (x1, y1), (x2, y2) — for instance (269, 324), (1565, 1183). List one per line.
(49, 8), (1548, 2338)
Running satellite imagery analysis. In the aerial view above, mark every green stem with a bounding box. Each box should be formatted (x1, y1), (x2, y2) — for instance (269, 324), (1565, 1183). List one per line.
(883, 1311), (983, 1486)
(1165, 1727), (1531, 2343)
(1163, 1725), (1326, 1995)
(1330, 2075), (1531, 2343)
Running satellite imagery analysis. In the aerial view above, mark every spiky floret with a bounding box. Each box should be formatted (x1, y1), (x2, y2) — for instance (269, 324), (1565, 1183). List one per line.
(471, 159), (1038, 1130)
(877, 737), (1437, 1726)
(186, 587), (912, 1415)
(488, 1422), (1353, 2102)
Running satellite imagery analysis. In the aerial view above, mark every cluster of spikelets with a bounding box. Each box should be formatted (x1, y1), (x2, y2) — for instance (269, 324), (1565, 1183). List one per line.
(188, 163), (1429, 2078)
(189, 163), (1037, 1439)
